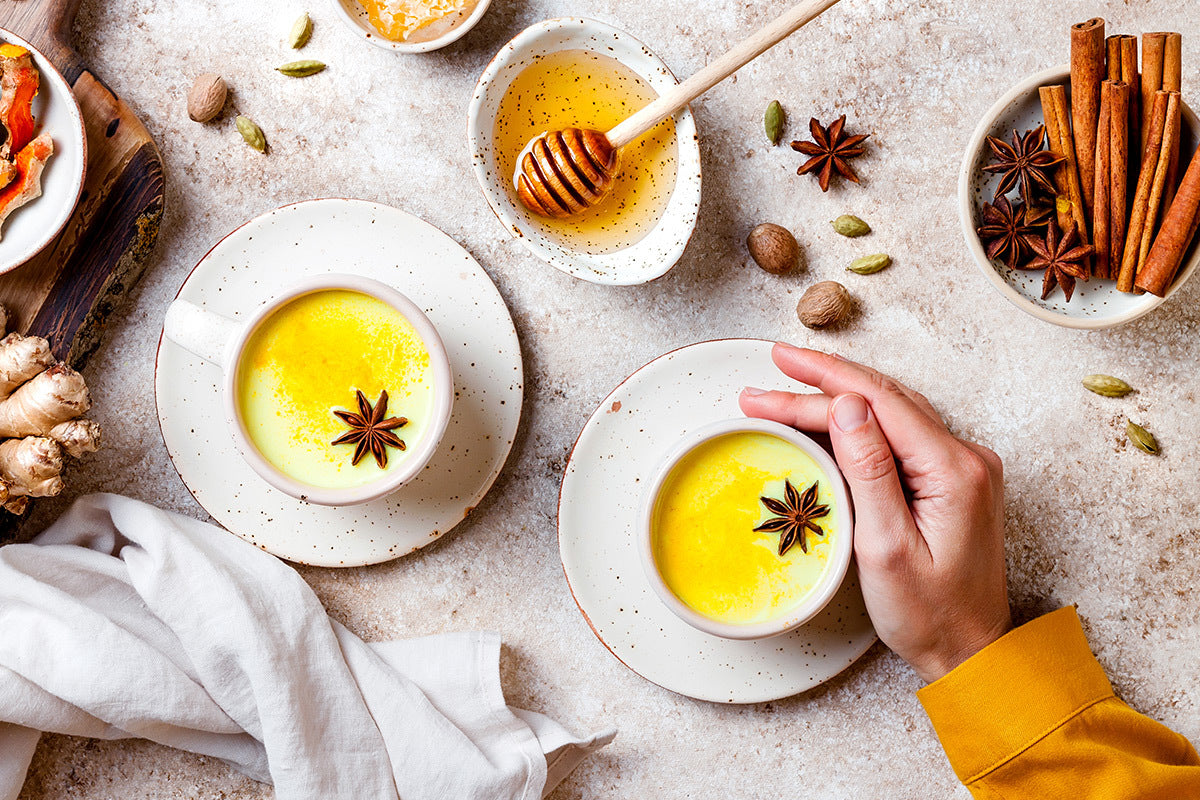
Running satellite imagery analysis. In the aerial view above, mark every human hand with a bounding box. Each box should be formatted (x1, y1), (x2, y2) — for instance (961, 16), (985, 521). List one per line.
(739, 343), (1011, 683)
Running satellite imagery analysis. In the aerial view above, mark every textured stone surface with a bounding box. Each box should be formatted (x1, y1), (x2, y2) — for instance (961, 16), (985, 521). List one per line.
(15, 0), (1200, 797)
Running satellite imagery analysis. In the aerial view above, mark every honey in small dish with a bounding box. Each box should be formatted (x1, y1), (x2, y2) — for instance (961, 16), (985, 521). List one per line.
(494, 49), (678, 255)
(651, 432), (839, 625)
(358, 0), (475, 42)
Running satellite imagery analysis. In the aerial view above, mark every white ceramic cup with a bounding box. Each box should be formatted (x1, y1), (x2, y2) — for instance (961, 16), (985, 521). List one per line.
(162, 273), (453, 506)
(638, 418), (854, 640)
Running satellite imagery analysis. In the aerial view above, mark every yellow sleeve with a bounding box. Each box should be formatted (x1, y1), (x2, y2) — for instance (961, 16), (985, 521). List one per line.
(917, 606), (1200, 798)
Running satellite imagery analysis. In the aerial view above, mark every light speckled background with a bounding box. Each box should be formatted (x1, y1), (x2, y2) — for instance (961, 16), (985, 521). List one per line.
(12, 0), (1200, 797)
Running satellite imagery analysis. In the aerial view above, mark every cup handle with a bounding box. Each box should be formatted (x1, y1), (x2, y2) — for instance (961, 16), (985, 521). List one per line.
(163, 300), (241, 368)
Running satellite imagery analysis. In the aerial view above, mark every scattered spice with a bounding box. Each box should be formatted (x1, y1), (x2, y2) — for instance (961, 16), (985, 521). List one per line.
(848, 253), (892, 275)
(747, 223), (801, 274)
(797, 281), (853, 328)
(186, 73), (227, 123)
(287, 13), (313, 49)
(235, 115), (267, 153)
(331, 390), (408, 469)
(1082, 374), (1134, 397)
(754, 479), (830, 556)
(982, 126), (1064, 208)
(1021, 220), (1093, 301)
(791, 115), (868, 192)
(276, 60), (326, 77)
(1125, 419), (1159, 454)
(764, 100), (785, 145)
(831, 214), (870, 237)
(977, 195), (1039, 269)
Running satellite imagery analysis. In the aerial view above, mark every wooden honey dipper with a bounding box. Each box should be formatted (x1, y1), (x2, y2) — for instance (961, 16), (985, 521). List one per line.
(516, 0), (845, 218)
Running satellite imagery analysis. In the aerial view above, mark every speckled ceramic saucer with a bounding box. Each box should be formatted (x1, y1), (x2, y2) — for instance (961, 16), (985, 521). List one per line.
(559, 339), (876, 704)
(155, 199), (523, 567)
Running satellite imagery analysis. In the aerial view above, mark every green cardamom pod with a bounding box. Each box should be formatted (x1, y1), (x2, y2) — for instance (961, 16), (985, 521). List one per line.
(236, 115), (267, 153)
(1082, 374), (1134, 397)
(1126, 420), (1160, 455)
(847, 253), (892, 275)
(764, 100), (784, 146)
(831, 214), (871, 237)
(276, 60), (326, 77)
(287, 13), (313, 49)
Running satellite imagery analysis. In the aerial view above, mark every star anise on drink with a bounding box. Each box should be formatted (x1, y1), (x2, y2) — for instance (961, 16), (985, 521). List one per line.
(331, 389), (407, 469)
(754, 479), (830, 556)
(1021, 220), (1093, 302)
(790, 116), (869, 192)
(977, 195), (1040, 269)
(982, 125), (1064, 208)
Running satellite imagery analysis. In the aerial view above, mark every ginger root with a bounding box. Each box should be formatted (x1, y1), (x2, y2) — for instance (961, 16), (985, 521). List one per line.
(0, 436), (63, 498)
(0, 312), (101, 513)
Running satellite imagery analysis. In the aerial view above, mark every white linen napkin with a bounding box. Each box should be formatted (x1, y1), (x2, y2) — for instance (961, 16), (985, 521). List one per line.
(0, 494), (613, 800)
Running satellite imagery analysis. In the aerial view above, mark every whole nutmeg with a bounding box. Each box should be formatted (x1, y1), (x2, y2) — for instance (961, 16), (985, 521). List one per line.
(747, 223), (801, 274)
(797, 281), (853, 329)
(187, 73), (228, 123)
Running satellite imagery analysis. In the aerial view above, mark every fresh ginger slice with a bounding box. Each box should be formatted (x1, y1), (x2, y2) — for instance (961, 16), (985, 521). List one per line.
(0, 132), (52, 239)
(0, 44), (38, 160)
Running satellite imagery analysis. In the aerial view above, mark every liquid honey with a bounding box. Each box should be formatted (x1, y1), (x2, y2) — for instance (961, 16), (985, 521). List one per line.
(493, 49), (678, 255)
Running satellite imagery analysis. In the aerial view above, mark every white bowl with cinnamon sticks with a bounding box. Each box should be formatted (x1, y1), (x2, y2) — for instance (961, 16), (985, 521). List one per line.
(960, 23), (1200, 330)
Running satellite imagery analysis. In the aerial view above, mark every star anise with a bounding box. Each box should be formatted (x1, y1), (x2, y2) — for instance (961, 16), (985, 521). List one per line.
(977, 195), (1040, 269)
(331, 390), (407, 469)
(790, 116), (869, 192)
(982, 125), (1064, 208)
(1021, 220), (1093, 302)
(754, 479), (830, 557)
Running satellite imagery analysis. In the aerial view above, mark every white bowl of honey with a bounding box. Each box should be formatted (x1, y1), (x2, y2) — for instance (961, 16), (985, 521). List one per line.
(468, 18), (703, 285)
(331, 0), (492, 52)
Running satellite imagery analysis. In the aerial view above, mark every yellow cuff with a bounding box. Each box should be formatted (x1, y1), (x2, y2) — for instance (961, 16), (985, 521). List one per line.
(916, 606), (1114, 784)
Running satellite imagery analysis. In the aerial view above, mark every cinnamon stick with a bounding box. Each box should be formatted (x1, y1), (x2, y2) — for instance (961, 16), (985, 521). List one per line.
(1119, 35), (1140, 173)
(1040, 85), (1089, 245)
(1072, 18), (1106, 217)
(1107, 81), (1130, 282)
(1106, 35), (1122, 82)
(1135, 92), (1182, 278)
(1136, 144), (1200, 296)
(1162, 33), (1183, 208)
(1118, 90), (1169, 292)
(1141, 33), (1167, 141)
(1093, 87), (1112, 279)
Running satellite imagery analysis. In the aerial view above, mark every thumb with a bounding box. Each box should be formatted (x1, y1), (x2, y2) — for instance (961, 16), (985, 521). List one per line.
(827, 393), (921, 561)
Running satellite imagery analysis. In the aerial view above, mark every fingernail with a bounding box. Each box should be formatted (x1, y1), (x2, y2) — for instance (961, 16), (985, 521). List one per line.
(832, 393), (869, 432)
(773, 341), (802, 353)
(832, 353), (848, 362)
(742, 386), (768, 397)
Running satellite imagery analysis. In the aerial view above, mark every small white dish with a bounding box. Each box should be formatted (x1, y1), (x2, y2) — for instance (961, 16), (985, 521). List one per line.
(330, 0), (492, 53)
(155, 198), (523, 567)
(638, 418), (854, 641)
(468, 17), (703, 286)
(0, 28), (87, 276)
(960, 64), (1199, 330)
(162, 274), (453, 507)
(559, 338), (875, 704)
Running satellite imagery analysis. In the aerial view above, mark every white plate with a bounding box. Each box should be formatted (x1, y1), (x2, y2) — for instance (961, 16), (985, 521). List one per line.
(155, 199), (523, 567)
(959, 64), (1200, 329)
(0, 28), (87, 275)
(559, 339), (876, 704)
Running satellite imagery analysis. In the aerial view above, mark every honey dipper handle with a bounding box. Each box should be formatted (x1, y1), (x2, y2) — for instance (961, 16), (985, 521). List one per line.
(606, 0), (844, 149)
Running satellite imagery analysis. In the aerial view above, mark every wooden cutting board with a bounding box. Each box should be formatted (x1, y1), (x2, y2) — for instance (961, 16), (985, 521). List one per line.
(0, 0), (163, 364)
(0, 0), (164, 539)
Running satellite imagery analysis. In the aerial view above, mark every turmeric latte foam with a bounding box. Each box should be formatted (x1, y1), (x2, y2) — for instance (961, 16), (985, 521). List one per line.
(235, 290), (434, 490)
(651, 432), (839, 625)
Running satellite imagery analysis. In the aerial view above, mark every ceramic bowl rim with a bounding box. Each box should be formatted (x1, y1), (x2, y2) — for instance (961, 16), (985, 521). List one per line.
(466, 16), (702, 286)
(220, 273), (454, 507)
(328, 0), (493, 53)
(959, 63), (1200, 330)
(636, 417), (855, 641)
(0, 26), (87, 276)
